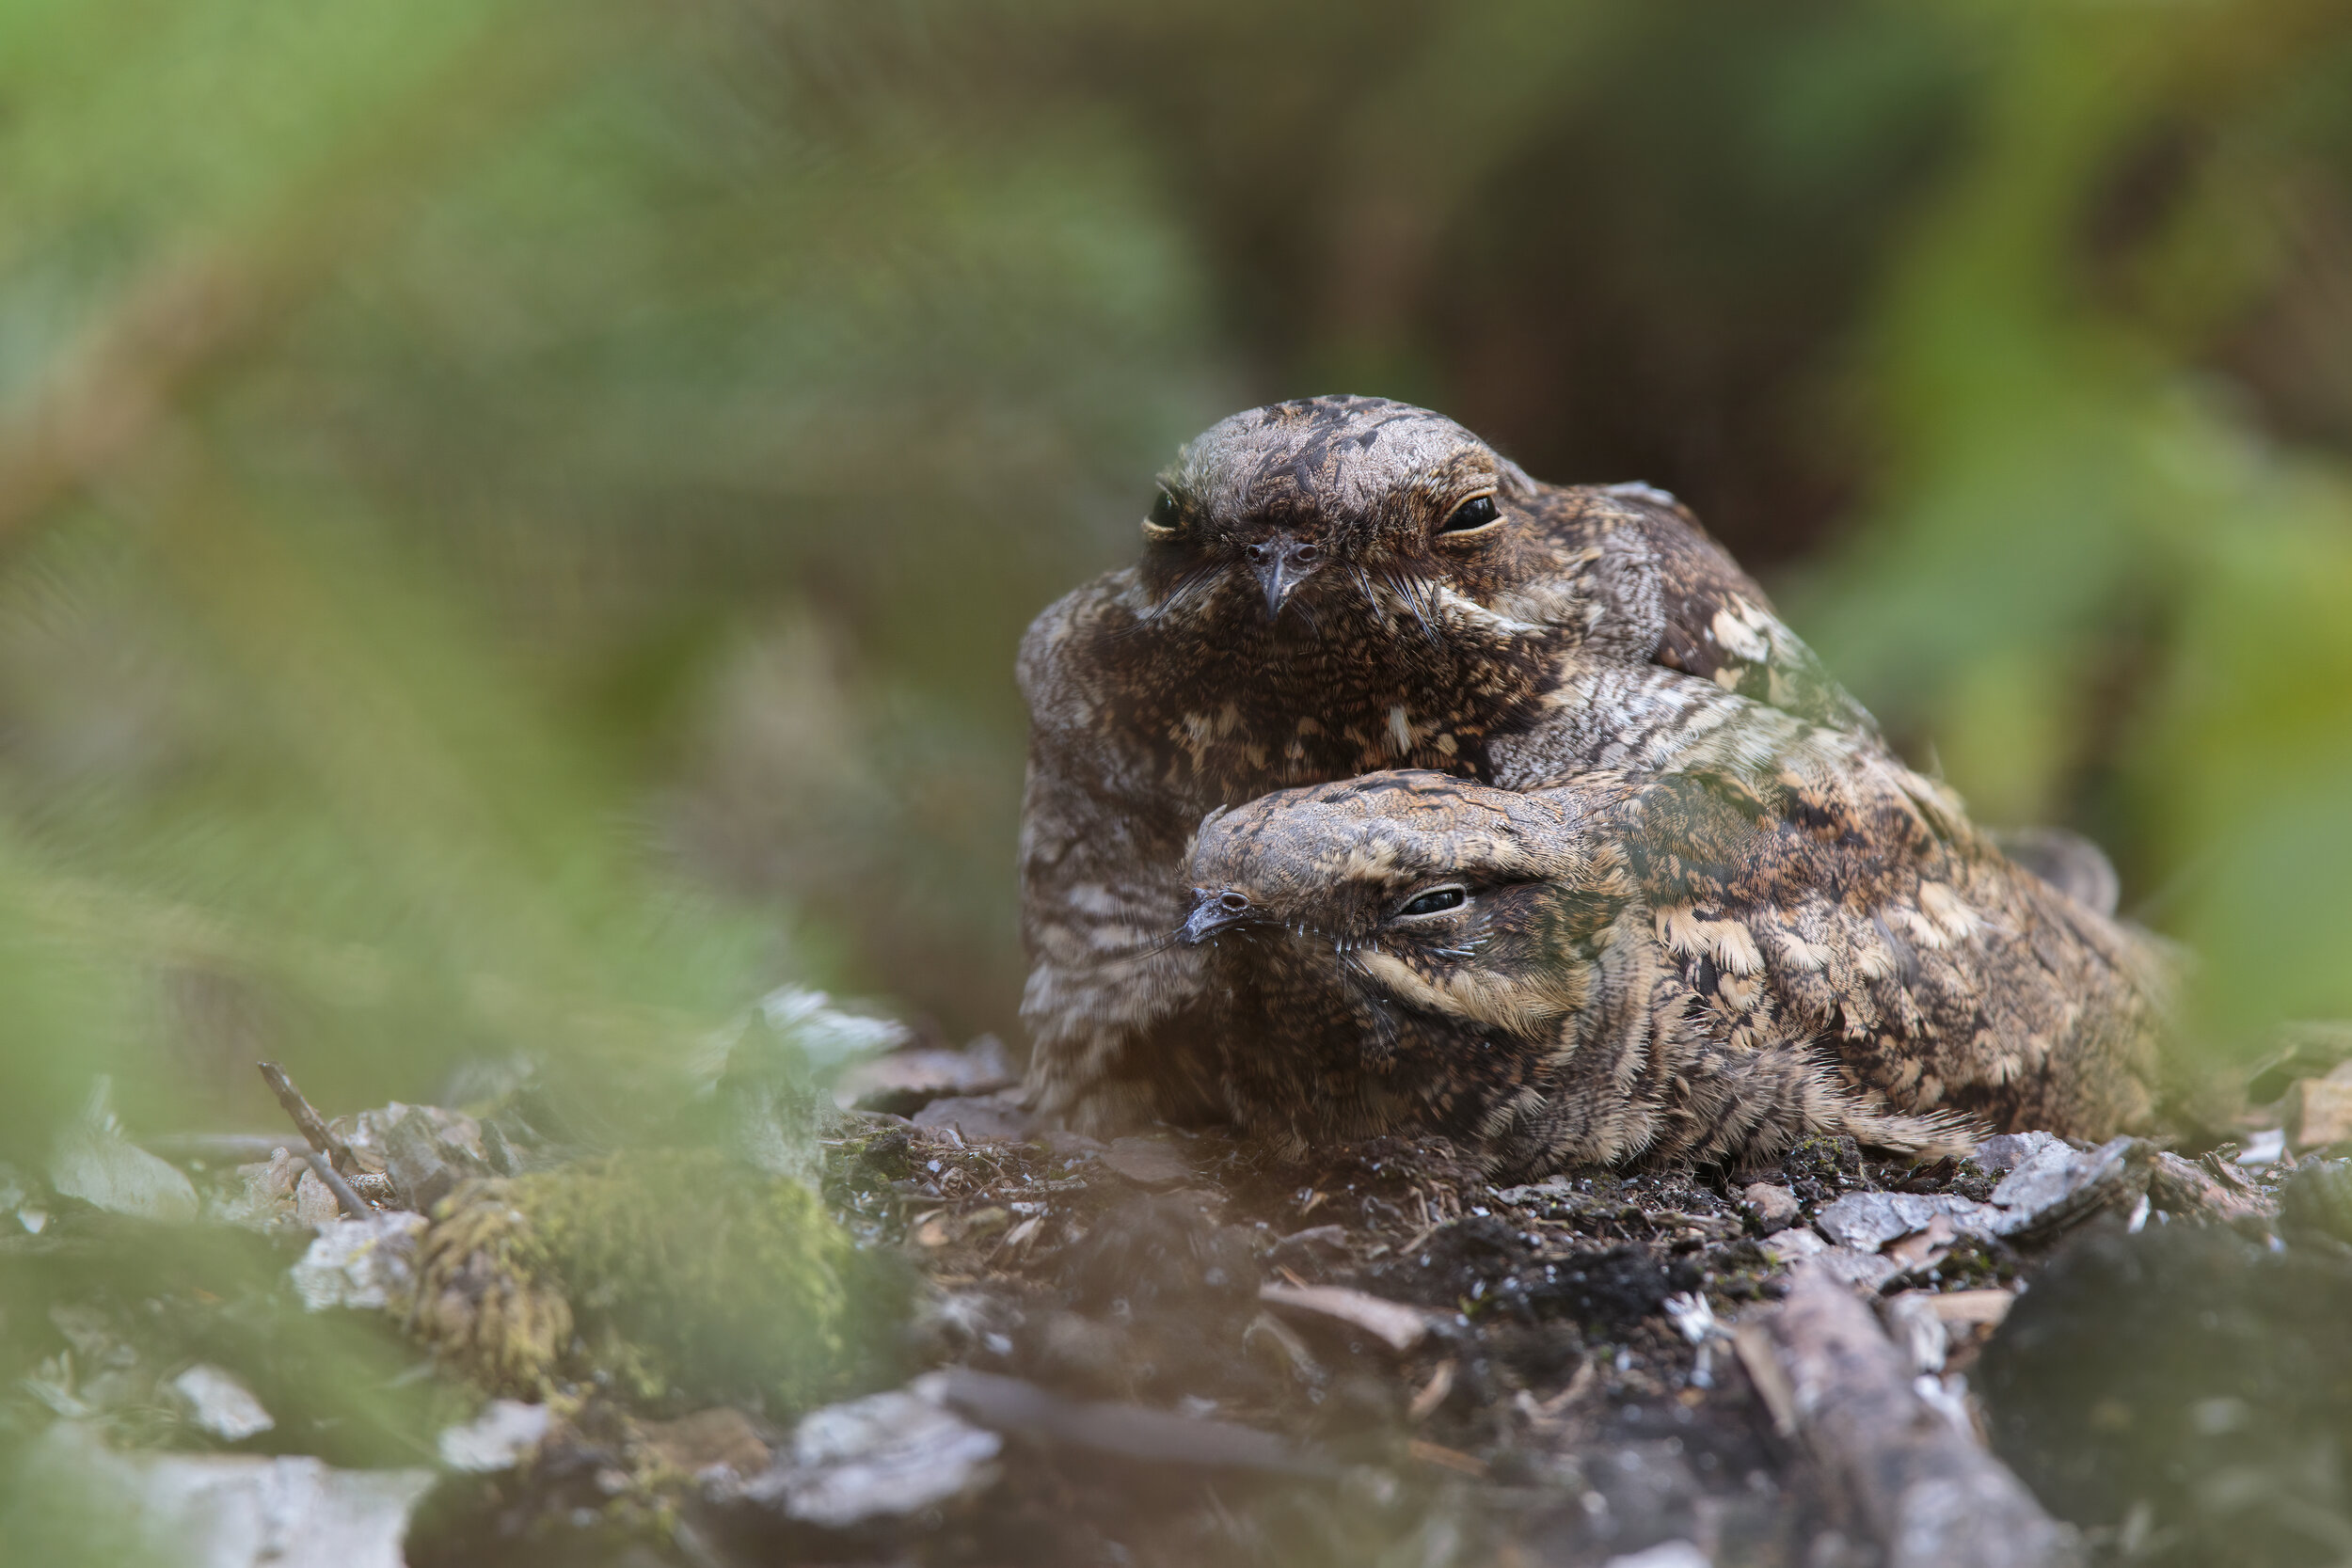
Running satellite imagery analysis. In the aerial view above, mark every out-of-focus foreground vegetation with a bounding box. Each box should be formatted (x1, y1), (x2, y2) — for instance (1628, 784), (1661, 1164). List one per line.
(1, 0), (2350, 1152)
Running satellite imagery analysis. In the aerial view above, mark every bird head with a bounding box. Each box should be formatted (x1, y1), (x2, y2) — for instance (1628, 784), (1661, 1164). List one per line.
(1138, 396), (1545, 628)
(1182, 771), (1625, 1051)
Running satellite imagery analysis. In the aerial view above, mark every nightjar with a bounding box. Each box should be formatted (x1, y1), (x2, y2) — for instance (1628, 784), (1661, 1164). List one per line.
(1020, 395), (1885, 1132)
(1179, 768), (2168, 1178)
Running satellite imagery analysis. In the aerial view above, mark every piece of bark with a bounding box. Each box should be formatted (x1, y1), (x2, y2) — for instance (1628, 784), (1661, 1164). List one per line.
(1986, 1136), (2142, 1239)
(1973, 1132), (2061, 1176)
(2146, 1150), (2278, 1225)
(1756, 1263), (2080, 1568)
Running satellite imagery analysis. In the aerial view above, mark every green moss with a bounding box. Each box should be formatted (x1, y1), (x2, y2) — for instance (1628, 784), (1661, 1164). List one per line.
(410, 1149), (891, 1412)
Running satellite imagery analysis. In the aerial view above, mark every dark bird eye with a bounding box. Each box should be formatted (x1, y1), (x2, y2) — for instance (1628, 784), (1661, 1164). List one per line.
(1144, 489), (1182, 533)
(1438, 495), (1500, 534)
(1396, 886), (1467, 918)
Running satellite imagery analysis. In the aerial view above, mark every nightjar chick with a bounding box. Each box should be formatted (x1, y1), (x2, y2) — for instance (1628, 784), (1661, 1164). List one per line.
(1021, 396), (1881, 1132)
(1179, 768), (2168, 1179)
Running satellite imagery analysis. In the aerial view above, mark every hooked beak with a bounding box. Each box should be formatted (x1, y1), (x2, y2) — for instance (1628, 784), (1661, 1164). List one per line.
(1246, 534), (1320, 619)
(1182, 887), (1259, 945)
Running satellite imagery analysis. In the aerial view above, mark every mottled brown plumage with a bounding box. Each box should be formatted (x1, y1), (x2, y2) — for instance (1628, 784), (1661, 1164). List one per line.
(1020, 396), (1877, 1132)
(1180, 767), (2168, 1178)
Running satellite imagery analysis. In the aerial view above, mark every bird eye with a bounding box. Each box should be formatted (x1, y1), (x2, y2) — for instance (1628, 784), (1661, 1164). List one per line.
(1393, 885), (1468, 919)
(1438, 495), (1501, 536)
(1143, 489), (1182, 536)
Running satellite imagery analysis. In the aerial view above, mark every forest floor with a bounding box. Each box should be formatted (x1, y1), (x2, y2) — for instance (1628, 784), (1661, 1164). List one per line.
(7, 1029), (2350, 1568)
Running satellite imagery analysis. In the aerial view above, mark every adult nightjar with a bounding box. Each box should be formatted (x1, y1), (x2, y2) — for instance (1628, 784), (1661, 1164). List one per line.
(1021, 394), (1974, 1134)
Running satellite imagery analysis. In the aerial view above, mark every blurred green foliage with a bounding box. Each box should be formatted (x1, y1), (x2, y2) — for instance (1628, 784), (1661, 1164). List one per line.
(0, 0), (2347, 1159)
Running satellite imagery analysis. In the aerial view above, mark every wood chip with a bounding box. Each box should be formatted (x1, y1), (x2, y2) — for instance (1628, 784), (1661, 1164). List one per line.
(1407, 1359), (1455, 1422)
(1927, 1289), (2016, 1327)
(1407, 1438), (1486, 1476)
(1732, 1322), (1797, 1435)
(1259, 1283), (1436, 1353)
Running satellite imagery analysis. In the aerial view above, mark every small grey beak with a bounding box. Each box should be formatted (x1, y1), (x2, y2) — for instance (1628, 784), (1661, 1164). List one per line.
(1247, 535), (1320, 619)
(1182, 888), (1257, 945)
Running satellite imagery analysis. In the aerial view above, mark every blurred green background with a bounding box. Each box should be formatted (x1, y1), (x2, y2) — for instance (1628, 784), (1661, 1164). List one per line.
(3, 0), (2351, 1150)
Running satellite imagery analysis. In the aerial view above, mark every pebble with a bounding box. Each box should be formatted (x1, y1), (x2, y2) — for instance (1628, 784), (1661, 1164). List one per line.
(1739, 1181), (1801, 1233)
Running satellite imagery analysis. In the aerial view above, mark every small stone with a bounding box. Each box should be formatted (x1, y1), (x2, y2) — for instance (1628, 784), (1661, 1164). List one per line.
(1813, 1246), (1902, 1292)
(1815, 1191), (2002, 1252)
(1740, 1181), (1801, 1233)
(642, 1407), (771, 1480)
(743, 1385), (1002, 1528)
(1974, 1131), (2062, 1177)
(2285, 1077), (2352, 1151)
(333, 1101), (485, 1177)
(437, 1400), (551, 1472)
(222, 1148), (305, 1229)
(1100, 1135), (1192, 1188)
(1988, 1135), (2141, 1237)
(910, 1094), (1035, 1142)
(170, 1365), (275, 1442)
(294, 1166), (342, 1227)
(1041, 1129), (1105, 1162)
(383, 1105), (494, 1213)
(1763, 1227), (1828, 1266)
(291, 1212), (427, 1312)
(1493, 1175), (1577, 1207)
(24, 1422), (433, 1568)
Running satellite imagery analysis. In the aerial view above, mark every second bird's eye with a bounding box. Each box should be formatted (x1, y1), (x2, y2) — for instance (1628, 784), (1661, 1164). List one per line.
(1144, 489), (1182, 533)
(1396, 886), (1468, 918)
(1438, 495), (1500, 534)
